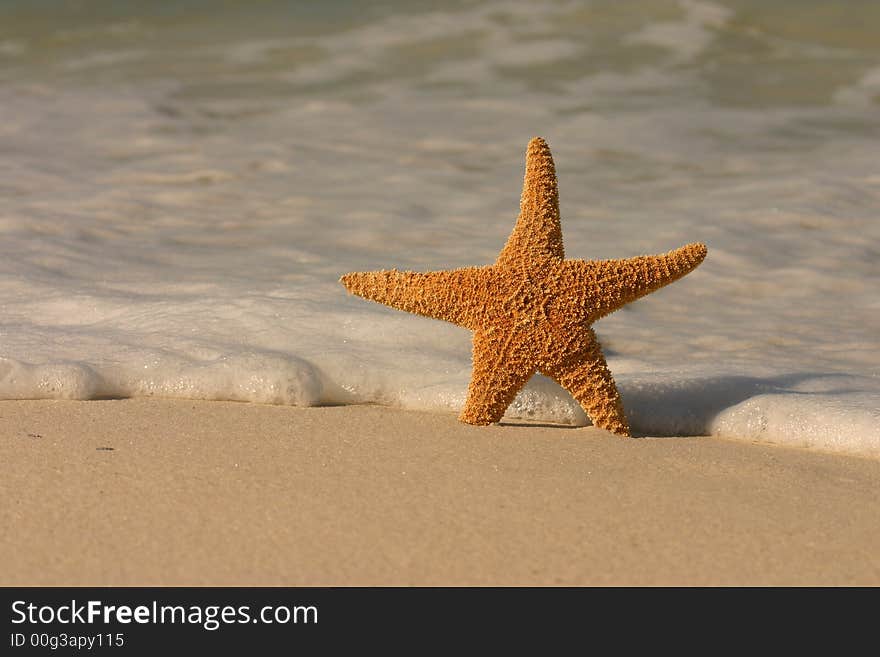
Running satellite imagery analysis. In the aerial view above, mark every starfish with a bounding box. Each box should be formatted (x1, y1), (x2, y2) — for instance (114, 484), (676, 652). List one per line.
(340, 137), (706, 436)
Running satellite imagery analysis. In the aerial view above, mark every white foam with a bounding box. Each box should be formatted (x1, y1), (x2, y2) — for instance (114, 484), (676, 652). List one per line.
(833, 64), (880, 107)
(623, 0), (731, 62)
(0, 39), (25, 57)
(712, 393), (880, 457)
(0, 358), (99, 400)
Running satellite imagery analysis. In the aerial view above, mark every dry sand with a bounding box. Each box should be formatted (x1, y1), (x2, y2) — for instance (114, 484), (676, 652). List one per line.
(1, 399), (878, 586)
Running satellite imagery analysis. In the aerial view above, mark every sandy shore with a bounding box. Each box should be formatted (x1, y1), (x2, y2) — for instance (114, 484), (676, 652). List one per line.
(1, 399), (878, 586)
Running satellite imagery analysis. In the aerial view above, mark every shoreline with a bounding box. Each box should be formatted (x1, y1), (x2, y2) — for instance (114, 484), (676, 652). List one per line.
(2, 399), (878, 585)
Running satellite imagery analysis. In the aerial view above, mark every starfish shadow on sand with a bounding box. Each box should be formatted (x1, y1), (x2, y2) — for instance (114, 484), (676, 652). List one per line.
(622, 371), (866, 437)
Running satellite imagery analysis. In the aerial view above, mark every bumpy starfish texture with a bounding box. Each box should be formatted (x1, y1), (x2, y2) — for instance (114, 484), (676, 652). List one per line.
(340, 137), (706, 436)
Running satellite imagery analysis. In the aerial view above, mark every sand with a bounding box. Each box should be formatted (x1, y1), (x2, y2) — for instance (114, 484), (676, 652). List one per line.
(1, 398), (878, 586)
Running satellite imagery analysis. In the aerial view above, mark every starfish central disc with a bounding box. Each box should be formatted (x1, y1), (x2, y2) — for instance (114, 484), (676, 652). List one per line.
(340, 137), (707, 437)
(502, 276), (550, 329)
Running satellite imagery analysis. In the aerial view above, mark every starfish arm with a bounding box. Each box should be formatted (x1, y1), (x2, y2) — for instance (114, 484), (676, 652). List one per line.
(495, 137), (565, 270)
(340, 267), (491, 329)
(459, 330), (535, 425)
(569, 242), (707, 319)
(539, 328), (630, 436)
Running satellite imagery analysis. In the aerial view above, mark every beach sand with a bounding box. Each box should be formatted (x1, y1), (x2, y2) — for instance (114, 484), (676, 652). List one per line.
(1, 399), (878, 586)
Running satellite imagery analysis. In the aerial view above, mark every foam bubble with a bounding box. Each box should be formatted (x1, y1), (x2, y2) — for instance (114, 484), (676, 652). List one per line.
(0, 358), (100, 400)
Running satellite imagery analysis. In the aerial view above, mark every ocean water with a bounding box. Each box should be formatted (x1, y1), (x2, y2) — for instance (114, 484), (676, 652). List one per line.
(1, 0), (878, 456)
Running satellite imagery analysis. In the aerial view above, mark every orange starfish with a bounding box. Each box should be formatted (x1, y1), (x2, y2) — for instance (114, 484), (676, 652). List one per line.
(341, 137), (706, 436)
